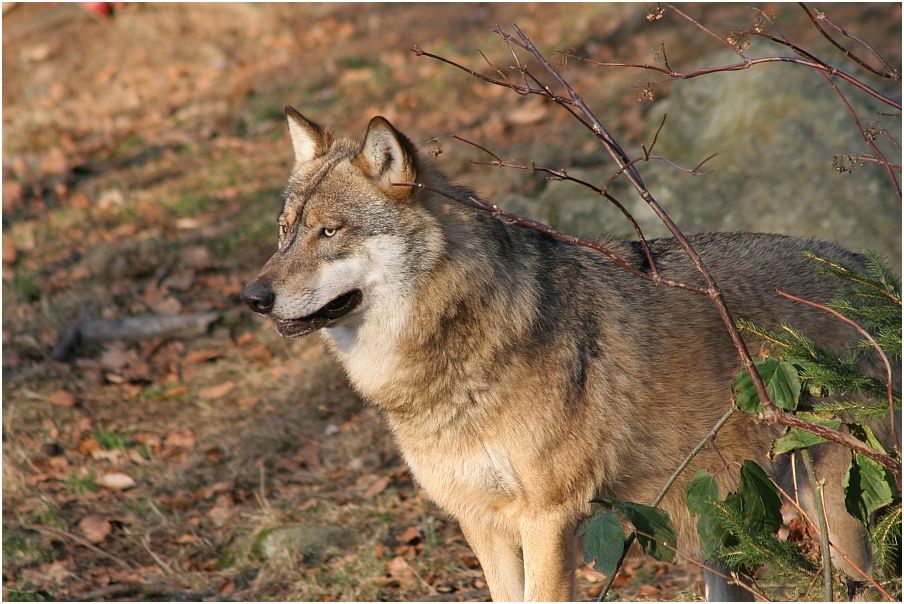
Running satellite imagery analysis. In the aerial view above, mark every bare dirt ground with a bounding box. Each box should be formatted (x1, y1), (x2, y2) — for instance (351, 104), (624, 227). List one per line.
(3, 3), (899, 601)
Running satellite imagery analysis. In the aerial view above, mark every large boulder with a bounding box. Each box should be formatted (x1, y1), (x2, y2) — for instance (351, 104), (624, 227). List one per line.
(507, 44), (900, 267)
(641, 45), (900, 265)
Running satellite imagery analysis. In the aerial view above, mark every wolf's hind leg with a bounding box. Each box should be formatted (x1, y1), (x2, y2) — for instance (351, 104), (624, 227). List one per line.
(460, 515), (525, 601)
(702, 562), (755, 602)
(793, 444), (872, 581)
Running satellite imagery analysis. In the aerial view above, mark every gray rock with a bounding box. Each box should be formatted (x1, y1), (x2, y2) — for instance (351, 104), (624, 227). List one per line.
(492, 44), (900, 268)
(642, 44), (901, 265)
(253, 523), (357, 562)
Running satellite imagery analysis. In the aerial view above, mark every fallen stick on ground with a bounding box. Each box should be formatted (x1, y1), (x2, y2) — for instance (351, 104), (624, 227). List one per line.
(52, 311), (220, 361)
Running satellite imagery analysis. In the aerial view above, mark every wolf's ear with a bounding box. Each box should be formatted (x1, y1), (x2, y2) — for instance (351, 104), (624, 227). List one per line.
(354, 116), (418, 199)
(285, 106), (332, 165)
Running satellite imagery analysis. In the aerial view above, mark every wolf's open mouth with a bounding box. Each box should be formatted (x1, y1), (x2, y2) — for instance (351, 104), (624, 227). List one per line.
(275, 289), (363, 338)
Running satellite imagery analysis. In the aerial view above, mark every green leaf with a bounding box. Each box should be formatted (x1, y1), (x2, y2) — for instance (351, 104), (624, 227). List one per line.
(738, 461), (782, 534)
(733, 359), (801, 413)
(685, 470), (725, 559)
(770, 413), (842, 455)
(844, 453), (895, 525)
(601, 500), (676, 563)
(685, 469), (719, 515)
(578, 510), (625, 578)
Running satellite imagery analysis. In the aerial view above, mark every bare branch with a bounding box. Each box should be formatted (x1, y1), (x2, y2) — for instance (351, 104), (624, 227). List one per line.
(800, 449), (835, 601)
(569, 51), (901, 112)
(833, 154), (902, 173)
(752, 32), (902, 110)
(393, 181), (708, 294)
(25, 524), (133, 571)
(410, 44), (560, 101)
(770, 476), (896, 600)
(630, 528), (771, 601)
(666, 3), (749, 60)
(799, 3), (900, 81)
(819, 72), (901, 196)
(451, 134), (660, 280)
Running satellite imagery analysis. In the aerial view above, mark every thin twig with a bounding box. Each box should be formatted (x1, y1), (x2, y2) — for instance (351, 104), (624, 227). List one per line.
(666, 3), (749, 59)
(394, 181), (705, 294)
(803, 570), (823, 600)
(819, 72), (901, 196)
(800, 449), (834, 602)
(631, 528), (771, 601)
(421, 590), (491, 602)
(835, 154), (902, 172)
(655, 406), (737, 506)
(597, 405), (736, 601)
(25, 524), (133, 571)
(570, 52), (901, 111)
(451, 134), (659, 279)
(77, 582), (218, 602)
(799, 3), (899, 81)
(411, 44), (568, 102)
(776, 289), (899, 454)
(769, 475), (895, 600)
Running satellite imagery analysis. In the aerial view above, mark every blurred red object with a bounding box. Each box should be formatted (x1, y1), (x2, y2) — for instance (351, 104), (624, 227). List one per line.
(81, 2), (120, 18)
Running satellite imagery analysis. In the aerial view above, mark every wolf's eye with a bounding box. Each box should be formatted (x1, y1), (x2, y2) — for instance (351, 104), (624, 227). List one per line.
(322, 227), (337, 238)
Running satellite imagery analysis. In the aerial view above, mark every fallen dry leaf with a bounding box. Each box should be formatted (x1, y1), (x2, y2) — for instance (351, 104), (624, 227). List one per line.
(637, 583), (662, 597)
(184, 348), (222, 364)
(181, 245), (214, 270)
(164, 429), (195, 451)
(363, 475), (391, 499)
(398, 527), (421, 543)
(219, 580), (236, 598)
(79, 515), (112, 544)
(207, 493), (234, 526)
(199, 381), (235, 400)
(3, 180), (23, 213)
(387, 556), (418, 589)
(99, 343), (136, 372)
(97, 472), (136, 491)
(78, 438), (101, 457)
(48, 390), (76, 407)
(3, 239), (17, 264)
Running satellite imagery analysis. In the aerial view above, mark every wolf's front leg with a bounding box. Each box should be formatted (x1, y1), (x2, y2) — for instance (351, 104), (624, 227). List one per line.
(521, 512), (577, 601)
(459, 516), (525, 601)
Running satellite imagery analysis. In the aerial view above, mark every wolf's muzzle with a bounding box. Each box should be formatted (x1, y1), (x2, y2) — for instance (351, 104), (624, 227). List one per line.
(243, 280), (275, 314)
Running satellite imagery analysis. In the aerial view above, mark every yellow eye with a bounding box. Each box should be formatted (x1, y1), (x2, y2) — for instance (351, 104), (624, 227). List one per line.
(323, 227), (337, 238)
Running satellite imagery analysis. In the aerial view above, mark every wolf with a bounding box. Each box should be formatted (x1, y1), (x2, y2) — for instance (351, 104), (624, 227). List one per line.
(243, 108), (891, 601)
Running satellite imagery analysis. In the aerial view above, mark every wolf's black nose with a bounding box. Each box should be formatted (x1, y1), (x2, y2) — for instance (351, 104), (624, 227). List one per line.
(243, 280), (275, 314)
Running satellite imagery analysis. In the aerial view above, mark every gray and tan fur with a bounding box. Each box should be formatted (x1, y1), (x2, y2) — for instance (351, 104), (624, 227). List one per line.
(243, 109), (892, 601)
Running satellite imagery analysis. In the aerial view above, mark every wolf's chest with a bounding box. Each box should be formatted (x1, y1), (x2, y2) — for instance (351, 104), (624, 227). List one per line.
(400, 443), (523, 516)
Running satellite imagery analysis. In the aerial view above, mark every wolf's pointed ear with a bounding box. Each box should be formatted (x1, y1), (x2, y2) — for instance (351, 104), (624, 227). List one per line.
(353, 116), (418, 199)
(285, 106), (332, 165)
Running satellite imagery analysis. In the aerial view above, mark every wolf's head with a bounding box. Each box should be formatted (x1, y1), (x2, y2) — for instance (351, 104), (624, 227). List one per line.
(243, 108), (444, 340)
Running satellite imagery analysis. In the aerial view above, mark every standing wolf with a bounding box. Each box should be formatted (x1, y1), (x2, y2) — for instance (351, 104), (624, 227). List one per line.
(243, 108), (884, 601)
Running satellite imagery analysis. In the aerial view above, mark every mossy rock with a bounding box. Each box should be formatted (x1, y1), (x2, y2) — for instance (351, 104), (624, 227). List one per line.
(642, 43), (901, 265)
(251, 523), (357, 563)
